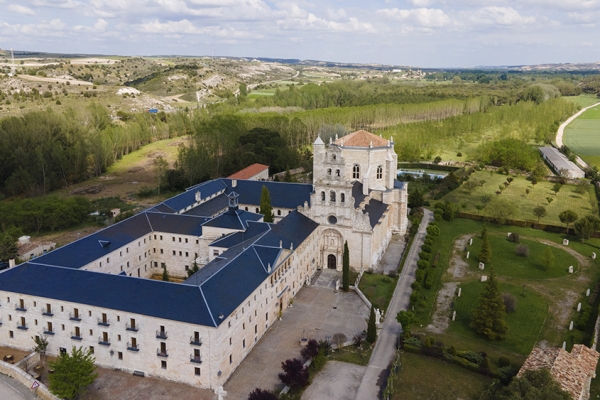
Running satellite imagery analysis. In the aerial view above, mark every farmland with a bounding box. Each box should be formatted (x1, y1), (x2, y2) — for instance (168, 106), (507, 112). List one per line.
(563, 103), (600, 168)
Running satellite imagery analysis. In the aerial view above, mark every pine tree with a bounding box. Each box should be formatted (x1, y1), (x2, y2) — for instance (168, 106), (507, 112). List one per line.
(260, 185), (274, 223)
(470, 268), (508, 340)
(479, 227), (491, 263)
(366, 305), (377, 343)
(342, 241), (349, 291)
(49, 346), (98, 399)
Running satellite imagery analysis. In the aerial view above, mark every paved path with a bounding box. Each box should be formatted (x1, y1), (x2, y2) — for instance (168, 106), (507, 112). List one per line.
(354, 209), (434, 400)
(555, 101), (600, 169)
(302, 361), (366, 400)
(374, 234), (405, 275)
(0, 374), (36, 400)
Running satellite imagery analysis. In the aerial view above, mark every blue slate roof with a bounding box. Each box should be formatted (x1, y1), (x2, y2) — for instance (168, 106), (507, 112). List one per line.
(221, 179), (312, 210)
(394, 180), (407, 190)
(210, 221), (271, 249)
(146, 212), (208, 236)
(255, 210), (319, 250)
(162, 179), (228, 212)
(0, 263), (216, 326)
(202, 208), (263, 230)
(183, 194), (229, 217)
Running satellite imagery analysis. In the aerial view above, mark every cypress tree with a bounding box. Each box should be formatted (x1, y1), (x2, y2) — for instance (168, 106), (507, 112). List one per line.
(366, 305), (377, 343)
(161, 263), (170, 282)
(342, 241), (349, 291)
(470, 268), (508, 340)
(479, 227), (491, 263)
(260, 185), (274, 223)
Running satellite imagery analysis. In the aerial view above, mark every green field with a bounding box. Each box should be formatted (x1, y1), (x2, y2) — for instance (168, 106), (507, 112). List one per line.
(564, 95), (600, 108)
(358, 272), (398, 311)
(467, 235), (578, 279)
(450, 282), (549, 354)
(563, 102), (600, 167)
(442, 171), (596, 226)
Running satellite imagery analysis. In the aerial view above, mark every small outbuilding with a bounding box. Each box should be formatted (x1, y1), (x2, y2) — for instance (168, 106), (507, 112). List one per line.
(228, 163), (269, 181)
(539, 146), (585, 179)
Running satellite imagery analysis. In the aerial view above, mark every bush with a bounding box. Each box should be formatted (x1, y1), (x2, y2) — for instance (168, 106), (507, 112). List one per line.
(421, 244), (432, 253)
(457, 350), (483, 365)
(248, 388), (278, 400)
(426, 225), (440, 236)
(447, 345), (457, 355)
(417, 260), (429, 269)
(415, 269), (425, 282)
(424, 238), (433, 246)
(419, 252), (430, 261)
(498, 356), (511, 368)
(311, 354), (327, 371)
(424, 272), (434, 289)
(508, 232), (520, 243)
(578, 304), (592, 330)
(515, 244), (530, 257)
(300, 339), (319, 360)
(411, 281), (421, 291)
(434, 213), (442, 221)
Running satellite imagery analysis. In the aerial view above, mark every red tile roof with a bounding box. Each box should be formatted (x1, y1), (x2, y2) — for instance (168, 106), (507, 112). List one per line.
(334, 130), (389, 147)
(518, 345), (600, 400)
(228, 163), (269, 180)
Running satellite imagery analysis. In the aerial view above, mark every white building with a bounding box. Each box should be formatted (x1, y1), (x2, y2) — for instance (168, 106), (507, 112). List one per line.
(0, 130), (407, 389)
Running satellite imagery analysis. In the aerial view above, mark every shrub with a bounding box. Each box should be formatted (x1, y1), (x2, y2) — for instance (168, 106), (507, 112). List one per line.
(318, 340), (331, 356)
(415, 269), (425, 281)
(278, 358), (309, 390)
(311, 354), (327, 371)
(417, 260), (429, 270)
(508, 232), (520, 243)
(409, 291), (420, 305)
(447, 345), (457, 355)
(300, 339), (319, 360)
(421, 244), (432, 253)
(515, 244), (529, 257)
(248, 388), (278, 400)
(332, 333), (347, 348)
(411, 281), (421, 291)
(426, 225), (440, 236)
(424, 272), (434, 289)
(502, 293), (517, 313)
(457, 152), (462, 157)
(498, 356), (511, 368)
(404, 336), (422, 347)
(457, 350), (483, 365)
(424, 337), (433, 348)
(424, 238), (433, 246)
(419, 252), (430, 261)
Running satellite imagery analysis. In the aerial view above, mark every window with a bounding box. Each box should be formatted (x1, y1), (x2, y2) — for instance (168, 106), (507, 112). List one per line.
(160, 249), (163, 254)
(172, 251), (176, 256)
(161, 360), (167, 369)
(229, 337), (232, 345)
(118, 334), (121, 341)
(195, 367), (201, 376)
(213, 250), (219, 256)
(321, 191), (325, 202)
(89, 329), (93, 336)
(377, 165), (383, 179)
(327, 168), (331, 176)
(340, 193), (345, 203)
(9, 331), (13, 338)
(179, 238), (182, 243)
(185, 252), (189, 257)
(172, 237), (175, 242)
(89, 346), (94, 354)
(330, 191), (336, 202)
(229, 355), (232, 364)
(185, 238), (188, 243)
(277, 210), (281, 216)
(353, 164), (360, 179)
(118, 352), (123, 360)
(243, 339), (246, 349)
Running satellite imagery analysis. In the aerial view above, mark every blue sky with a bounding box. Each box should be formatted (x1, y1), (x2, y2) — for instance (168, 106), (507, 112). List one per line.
(1, 0), (599, 67)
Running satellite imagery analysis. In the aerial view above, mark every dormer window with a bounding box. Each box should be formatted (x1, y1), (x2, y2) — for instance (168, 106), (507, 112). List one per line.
(377, 165), (383, 179)
(353, 165), (360, 179)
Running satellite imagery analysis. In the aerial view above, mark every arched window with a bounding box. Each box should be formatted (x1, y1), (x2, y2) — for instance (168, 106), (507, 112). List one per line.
(340, 193), (345, 203)
(330, 191), (336, 202)
(353, 164), (360, 179)
(321, 191), (326, 202)
(377, 165), (383, 179)
(335, 169), (340, 177)
(332, 154), (336, 161)
(327, 168), (332, 176)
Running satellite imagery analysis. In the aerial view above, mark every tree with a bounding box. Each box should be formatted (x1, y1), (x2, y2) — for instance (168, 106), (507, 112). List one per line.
(152, 155), (168, 195)
(470, 268), (508, 340)
(396, 310), (414, 335)
(463, 179), (479, 194)
(342, 241), (349, 291)
(533, 205), (547, 223)
(366, 305), (377, 343)
(552, 182), (562, 195)
(161, 263), (170, 282)
(479, 227), (492, 263)
(574, 215), (600, 243)
(408, 188), (424, 208)
(559, 209), (578, 235)
(48, 346), (97, 400)
(531, 162), (547, 182)
(300, 339), (320, 361)
(186, 260), (200, 278)
(32, 333), (49, 362)
(489, 198), (517, 224)
(0, 231), (18, 261)
(539, 246), (555, 271)
(495, 368), (571, 400)
(278, 358), (309, 390)
(332, 333), (347, 348)
(260, 185), (274, 223)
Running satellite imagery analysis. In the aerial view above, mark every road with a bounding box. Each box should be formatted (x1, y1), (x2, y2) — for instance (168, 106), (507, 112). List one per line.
(247, 70), (300, 90)
(0, 374), (36, 400)
(354, 209), (434, 400)
(555, 101), (600, 170)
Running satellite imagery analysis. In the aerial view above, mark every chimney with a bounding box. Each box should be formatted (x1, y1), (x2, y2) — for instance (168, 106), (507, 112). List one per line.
(290, 243), (294, 251)
(195, 191), (201, 202)
(267, 263), (271, 273)
(232, 179), (237, 188)
(9, 259), (15, 268)
(279, 240), (282, 248)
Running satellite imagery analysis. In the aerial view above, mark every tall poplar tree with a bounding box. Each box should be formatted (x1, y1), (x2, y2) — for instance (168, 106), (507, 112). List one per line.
(366, 305), (377, 343)
(342, 241), (350, 291)
(470, 268), (508, 340)
(260, 185), (274, 223)
(479, 227), (491, 263)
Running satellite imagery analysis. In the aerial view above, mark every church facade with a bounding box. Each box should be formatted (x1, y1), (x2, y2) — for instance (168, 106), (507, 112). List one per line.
(0, 130), (407, 390)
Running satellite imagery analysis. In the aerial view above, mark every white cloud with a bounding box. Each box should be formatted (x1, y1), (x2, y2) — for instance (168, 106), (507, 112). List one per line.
(8, 4), (36, 15)
(133, 19), (261, 39)
(408, 0), (434, 6)
(378, 7), (451, 28)
(0, 18), (67, 37)
(460, 6), (536, 27)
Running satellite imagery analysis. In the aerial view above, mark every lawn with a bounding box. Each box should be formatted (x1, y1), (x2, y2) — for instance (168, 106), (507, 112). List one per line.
(564, 94), (600, 108)
(106, 136), (185, 174)
(358, 272), (397, 311)
(443, 171), (596, 226)
(450, 282), (548, 355)
(466, 235), (578, 279)
(391, 352), (493, 400)
(328, 345), (372, 366)
(563, 104), (600, 168)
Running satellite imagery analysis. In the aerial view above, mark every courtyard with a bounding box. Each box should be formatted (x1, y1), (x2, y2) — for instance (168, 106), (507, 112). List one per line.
(224, 269), (370, 400)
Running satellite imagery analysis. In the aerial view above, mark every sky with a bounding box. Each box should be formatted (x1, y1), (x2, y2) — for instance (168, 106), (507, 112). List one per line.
(0, 0), (599, 68)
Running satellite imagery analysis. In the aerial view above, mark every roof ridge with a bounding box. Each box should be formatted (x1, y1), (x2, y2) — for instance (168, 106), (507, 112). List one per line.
(145, 212), (154, 231)
(198, 287), (218, 327)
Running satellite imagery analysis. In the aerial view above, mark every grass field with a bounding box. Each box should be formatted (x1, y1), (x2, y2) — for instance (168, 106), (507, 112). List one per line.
(467, 235), (578, 279)
(450, 282), (548, 355)
(563, 101), (600, 168)
(392, 352), (493, 400)
(564, 94), (600, 108)
(358, 272), (398, 311)
(443, 171), (596, 226)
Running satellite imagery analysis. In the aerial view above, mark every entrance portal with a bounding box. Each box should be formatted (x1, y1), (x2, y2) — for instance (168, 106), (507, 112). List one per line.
(327, 254), (337, 269)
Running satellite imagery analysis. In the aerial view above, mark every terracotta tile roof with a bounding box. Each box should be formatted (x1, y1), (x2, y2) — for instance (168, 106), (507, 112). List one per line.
(334, 130), (389, 148)
(518, 345), (600, 400)
(228, 163), (269, 180)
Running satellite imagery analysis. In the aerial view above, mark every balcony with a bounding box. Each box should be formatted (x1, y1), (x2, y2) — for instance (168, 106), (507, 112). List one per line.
(97, 318), (110, 327)
(127, 343), (139, 352)
(190, 354), (202, 364)
(71, 333), (82, 340)
(156, 349), (168, 357)
(43, 329), (55, 336)
(98, 337), (111, 346)
(156, 330), (168, 339)
(69, 313), (81, 322)
(41, 308), (53, 317)
(17, 323), (28, 330)
(126, 323), (138, 332)
(190, 336), (202, 346)
(15, 305), (27, 312)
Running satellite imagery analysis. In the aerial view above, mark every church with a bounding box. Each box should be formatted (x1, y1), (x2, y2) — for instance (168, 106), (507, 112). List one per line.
(0, 130), (408, 389)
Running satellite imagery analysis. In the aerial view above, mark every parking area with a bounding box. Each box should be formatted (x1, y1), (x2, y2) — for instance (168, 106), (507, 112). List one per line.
(224, 269), (370, 400)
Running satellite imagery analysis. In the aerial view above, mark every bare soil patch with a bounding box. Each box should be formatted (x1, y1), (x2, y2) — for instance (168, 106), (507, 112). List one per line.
(427, 282), (459, 334)
(446, 234), (474, 280)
